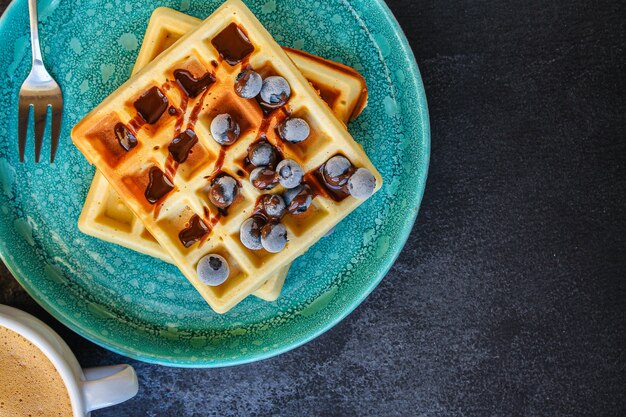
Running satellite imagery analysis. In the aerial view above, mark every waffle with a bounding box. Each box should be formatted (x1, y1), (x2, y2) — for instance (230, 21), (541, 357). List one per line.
(72, 0), (382, 313)
(78, 7), (368, 302)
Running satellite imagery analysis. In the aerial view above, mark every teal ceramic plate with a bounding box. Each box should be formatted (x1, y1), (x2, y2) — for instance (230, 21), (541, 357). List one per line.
(0, 0), (429, 366)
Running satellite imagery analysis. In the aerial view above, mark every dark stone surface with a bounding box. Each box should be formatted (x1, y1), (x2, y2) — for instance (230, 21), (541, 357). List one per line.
(1, 0), (625, 415)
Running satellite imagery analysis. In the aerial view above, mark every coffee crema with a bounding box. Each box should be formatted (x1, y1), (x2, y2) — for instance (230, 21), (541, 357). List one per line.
(0, 326), (73, 417)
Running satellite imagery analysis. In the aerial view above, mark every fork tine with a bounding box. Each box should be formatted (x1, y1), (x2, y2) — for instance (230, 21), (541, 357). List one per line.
(18, 100), (31, 162)
(33, 103), (48, 163)
(50, 104), (62, 163)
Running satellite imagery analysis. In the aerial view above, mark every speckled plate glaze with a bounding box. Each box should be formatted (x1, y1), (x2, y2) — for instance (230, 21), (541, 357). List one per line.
(0, 0), (429, 366)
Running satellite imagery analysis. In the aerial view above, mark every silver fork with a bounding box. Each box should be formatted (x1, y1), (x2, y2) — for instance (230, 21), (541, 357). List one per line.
(18, 0), (63, 163)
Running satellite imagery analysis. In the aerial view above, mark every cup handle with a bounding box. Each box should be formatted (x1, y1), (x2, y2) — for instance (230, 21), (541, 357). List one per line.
(81, 364), (139, 412)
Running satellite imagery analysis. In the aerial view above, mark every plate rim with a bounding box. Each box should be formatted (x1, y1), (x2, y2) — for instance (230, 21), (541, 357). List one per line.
(0, 0), (430, 367)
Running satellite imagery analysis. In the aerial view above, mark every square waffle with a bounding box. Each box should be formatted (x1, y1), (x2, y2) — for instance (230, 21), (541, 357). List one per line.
(72, 0), (382, 313)
(77, 7), (368, 302)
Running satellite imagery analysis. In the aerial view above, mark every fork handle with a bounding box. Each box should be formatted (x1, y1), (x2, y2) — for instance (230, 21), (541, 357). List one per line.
(27, 0), (43, 65)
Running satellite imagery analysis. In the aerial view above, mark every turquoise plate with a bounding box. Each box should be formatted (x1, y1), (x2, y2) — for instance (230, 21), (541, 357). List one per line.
(0, 0), (429, 366)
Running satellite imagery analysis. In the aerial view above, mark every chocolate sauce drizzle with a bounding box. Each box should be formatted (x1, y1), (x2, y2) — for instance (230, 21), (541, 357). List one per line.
(257, 95), (288, 116)
(287, 185), (313, 214)
(258, 116), (273, 138)
(171, 83), (189, 137)
(202, 207), (222, 230)
(306, 157), (356, 202)
(251, 167), (278, 190)
(211, 149), (226, 176)
(211, 23), (255, 66)
(207, 172), (241, 216)
(128, 114), (146, 132)
(178, 214), (209, 248)
(168, 129), (198, 164)
(243, 138), (283, 172)
(134, 86), (169, 124)
(114, 123), (137, 151)
(145, 167), (174, 204)
(297, 156), (357, 203)
(151, 72), (211, 192)
(187, 89), (210, 130)
(314, 169), (351, 201)
(266, 109), (289, 149)
(174, 69), (216, 98)
(233, 105), (288, 179)
(253, 194), (282, 221)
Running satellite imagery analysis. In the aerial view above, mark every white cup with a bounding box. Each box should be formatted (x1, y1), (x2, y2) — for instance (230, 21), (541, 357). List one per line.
(0, 304), (139, 416)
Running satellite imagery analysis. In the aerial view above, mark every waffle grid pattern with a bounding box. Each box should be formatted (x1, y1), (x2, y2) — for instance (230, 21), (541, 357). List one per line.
(79, 8), (367, 302)
(72, 0), (382, 313)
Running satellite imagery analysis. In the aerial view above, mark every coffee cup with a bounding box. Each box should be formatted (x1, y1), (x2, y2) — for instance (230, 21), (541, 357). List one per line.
(0, 304), (138, 416)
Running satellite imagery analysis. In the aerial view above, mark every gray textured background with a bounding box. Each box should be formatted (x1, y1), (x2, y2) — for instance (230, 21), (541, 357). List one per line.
(1, 0), (625, 416)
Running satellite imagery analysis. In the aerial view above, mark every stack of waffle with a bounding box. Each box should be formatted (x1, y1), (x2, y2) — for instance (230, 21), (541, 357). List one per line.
(72, 1), (381, 313)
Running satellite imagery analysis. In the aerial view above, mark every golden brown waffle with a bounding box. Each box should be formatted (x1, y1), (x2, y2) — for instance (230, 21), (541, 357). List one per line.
(78, 8), (368, 302)
(72, 0), (382, 313)
(78, 7), (368, 302)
